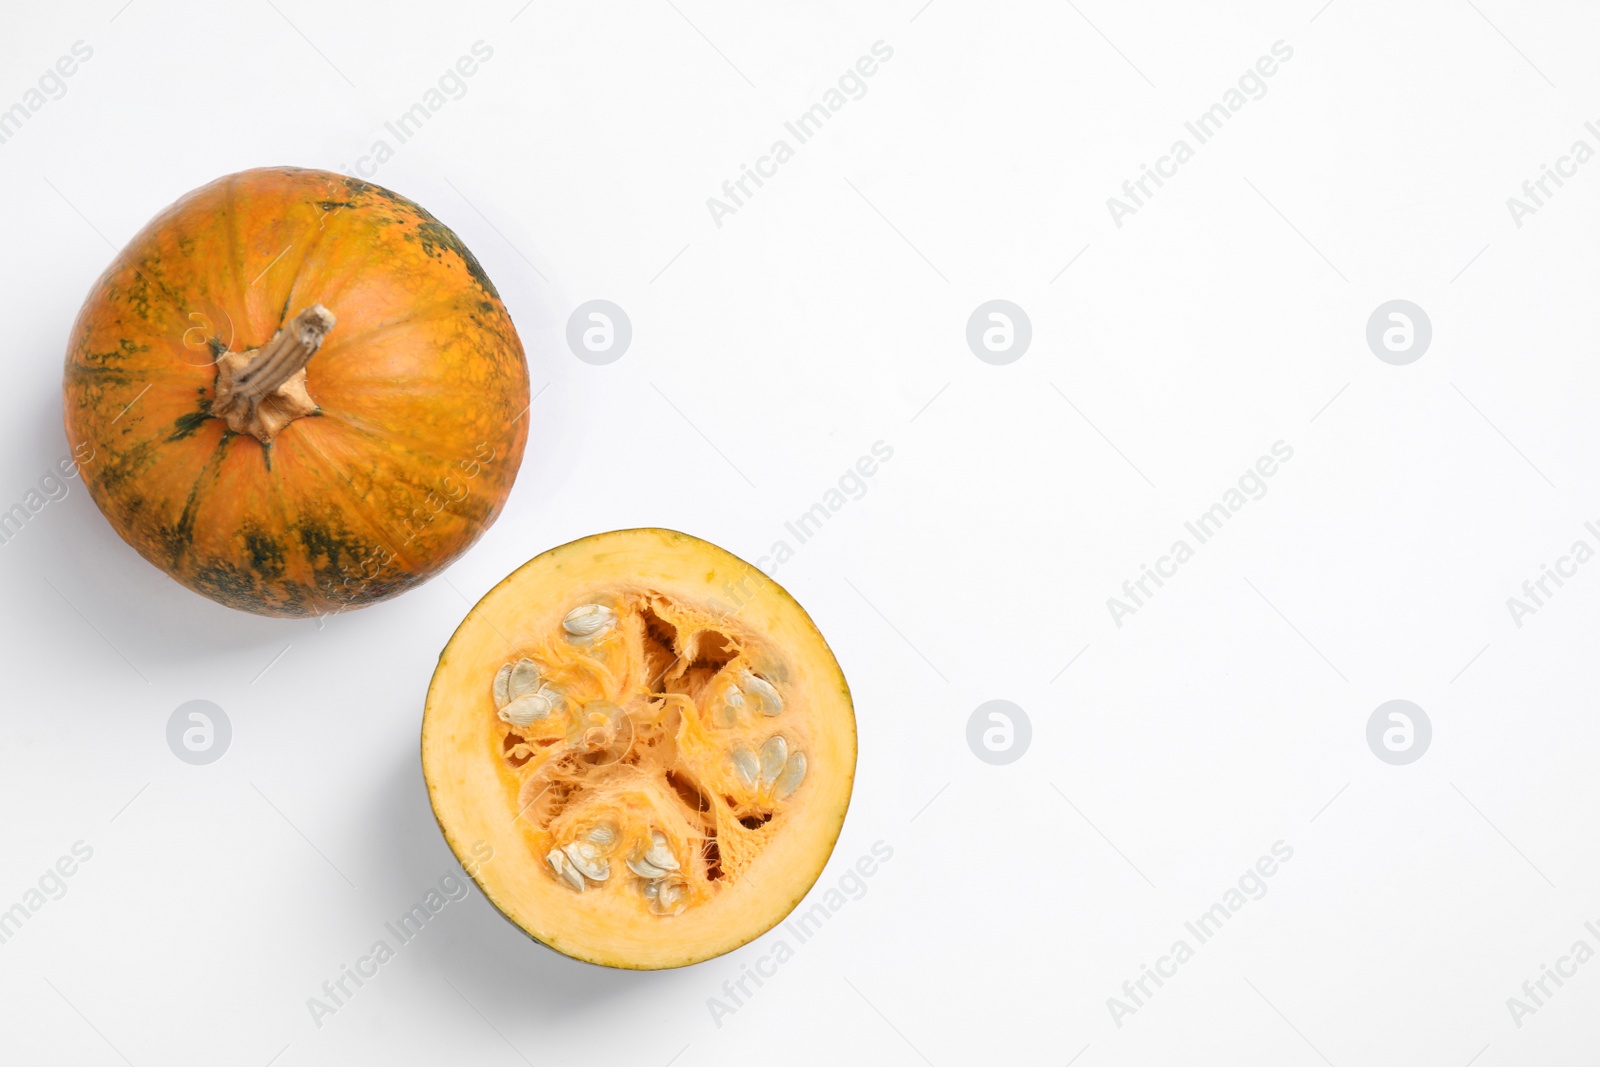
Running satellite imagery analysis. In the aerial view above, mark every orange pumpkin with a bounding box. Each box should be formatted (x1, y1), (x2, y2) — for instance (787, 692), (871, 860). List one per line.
(62, 167), (529, 617)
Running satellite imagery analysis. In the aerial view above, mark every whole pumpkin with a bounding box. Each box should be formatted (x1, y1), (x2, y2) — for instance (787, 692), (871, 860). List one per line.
(62, 167), (530, 617)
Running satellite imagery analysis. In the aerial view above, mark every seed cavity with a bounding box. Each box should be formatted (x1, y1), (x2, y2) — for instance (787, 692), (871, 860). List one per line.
(496, 594), (807, 917)
(563, 604), (616, 640)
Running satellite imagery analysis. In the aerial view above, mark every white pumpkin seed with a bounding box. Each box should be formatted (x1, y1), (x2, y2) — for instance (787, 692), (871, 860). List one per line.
(508, 658), (541, 699)
(729, 745), (759, 787)
(493, 663), (512, 708)
(758, 735), (787, 787)
(644, 831), (679, 871)
(644, 874), (687, 914)
(717, 686), (744, 727)
(499, 688), (557, 728)
(774, 751), (807, 799)
(628, 856), (670, 879)
(586, 823), (617, 846)
(742, 671), (782, 716)
(563, 841), (610, 881)
(547, 849), (584, 892)
(563, 604), (616, 639)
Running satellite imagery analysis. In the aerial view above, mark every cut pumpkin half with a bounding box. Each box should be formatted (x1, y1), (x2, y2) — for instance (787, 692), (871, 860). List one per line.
(422, 529), (857, 969)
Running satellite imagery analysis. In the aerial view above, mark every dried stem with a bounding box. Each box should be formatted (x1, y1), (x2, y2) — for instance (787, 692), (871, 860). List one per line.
(212, 305), (336, 443)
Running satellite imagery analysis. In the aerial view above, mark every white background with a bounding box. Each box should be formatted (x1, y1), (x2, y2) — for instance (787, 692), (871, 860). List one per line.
(2, 0), (1598, 1063)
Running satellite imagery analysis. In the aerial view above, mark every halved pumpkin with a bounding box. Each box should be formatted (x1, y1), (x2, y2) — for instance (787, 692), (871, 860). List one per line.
(422, 529), (856, 969)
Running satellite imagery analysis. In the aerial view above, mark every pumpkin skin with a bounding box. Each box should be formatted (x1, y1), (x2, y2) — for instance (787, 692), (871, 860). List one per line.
(62, 167), (529, 617)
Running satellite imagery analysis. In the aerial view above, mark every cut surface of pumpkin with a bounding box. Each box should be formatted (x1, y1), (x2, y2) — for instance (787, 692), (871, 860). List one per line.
(422, 529), (856, 969)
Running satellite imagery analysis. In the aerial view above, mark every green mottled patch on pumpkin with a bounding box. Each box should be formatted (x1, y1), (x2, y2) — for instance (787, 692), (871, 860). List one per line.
(92, 437), (166, 493)
(77, 337), (150, 370)
(169, 404), (212, 441)
(188, 558), (315, 616)
(295, 516), (389, 599)
(243, 527), (287, 580)
(166, 434), (231, 566)
(340, 175), (500, 301)
(63, 365), (139, 389)
(414, 216), (499, 300)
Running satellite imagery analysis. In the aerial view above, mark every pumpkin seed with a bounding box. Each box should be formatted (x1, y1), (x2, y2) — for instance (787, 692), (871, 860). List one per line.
(728, 745), (759, 787)
(586, 823), (617, 846)
(627, 831), (679, 878)
(645, 874), (688, 915)
(644, 831), (679, 872)
(774, 752), (807, 799)
(742, 671), (783, 716)
(508, 658), (541, 699)
(628, 855), (671, 879)
(758, 735), (787, 787)
(493, 663), (512, 708)
(563, 841), (610, 881)
(499, 688), (557, 728)
(717, 686), (745, 726)
(564, 604), (616, 640)
(547, 849), (585, 892)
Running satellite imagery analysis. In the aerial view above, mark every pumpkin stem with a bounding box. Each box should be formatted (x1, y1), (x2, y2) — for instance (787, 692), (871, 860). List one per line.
(212, 305), (336, 444)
